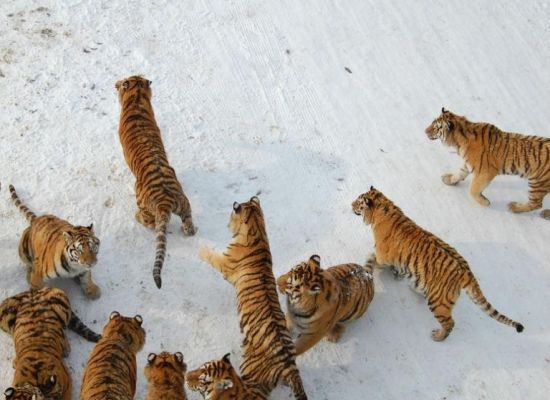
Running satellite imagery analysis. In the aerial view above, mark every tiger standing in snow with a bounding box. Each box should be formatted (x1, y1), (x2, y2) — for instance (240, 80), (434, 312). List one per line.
(426, 108), (550, 219)
(352, 187), (524, 341)
(115, 75), (196, 288)
(277, 255), (375, 354)
(199, 197), (308, 400)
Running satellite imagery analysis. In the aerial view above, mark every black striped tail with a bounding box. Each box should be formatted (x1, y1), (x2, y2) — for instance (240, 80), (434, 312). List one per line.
(466, 281), (524, 333)
(283, 368), (308, 400)
(153, 206), (171, 289)
(68, 312), (101, 342)
(9, 185), (37, 222)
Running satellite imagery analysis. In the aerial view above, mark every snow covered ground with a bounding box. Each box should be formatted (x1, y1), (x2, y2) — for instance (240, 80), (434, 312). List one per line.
(1, 0), (549, 398)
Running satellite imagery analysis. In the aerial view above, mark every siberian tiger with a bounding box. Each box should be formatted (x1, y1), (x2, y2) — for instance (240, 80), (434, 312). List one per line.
(199, 197), (308, 400)
(352, 187), (524, 341)
(277, 255), (375, 355)
(80, 311), (145, 400)
(186, 353), (267, 400)
(9, 184), (101, 298)
(3, 384), (45, 400)
(115, 75), (196, 289)
(426, 108), (550, 218)
(0, 287), (101, 400)
(144, 351), (187, 400)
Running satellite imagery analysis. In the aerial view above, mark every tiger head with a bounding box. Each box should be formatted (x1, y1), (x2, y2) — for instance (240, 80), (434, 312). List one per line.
(103, 312), (145, 353)
(63, 225), (100, 270)
(0, 296), (20, 335)
(144, 351), (186, 387)
(186, 353), (241, 399)
(425, 108), (467, 144)
(229, 196), (266, 240)
(277, 255), (326, 309)
(3, 384), (45, 400)
(115, 75), (152, 104)
(352, 186), (393, 225)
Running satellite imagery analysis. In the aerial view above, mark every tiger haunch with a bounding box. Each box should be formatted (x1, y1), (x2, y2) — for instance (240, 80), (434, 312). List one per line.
(115, 76), (195, 289)
(199, 197), (307, 400)
(352, 187), (524, 341)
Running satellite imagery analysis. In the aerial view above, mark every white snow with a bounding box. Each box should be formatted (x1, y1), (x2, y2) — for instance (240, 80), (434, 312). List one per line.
(1, 0), (550, 399)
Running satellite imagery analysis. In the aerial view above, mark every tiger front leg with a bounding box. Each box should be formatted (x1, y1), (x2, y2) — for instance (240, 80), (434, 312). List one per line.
(28, 266), (45, 290)
(508, 182), (547, 214)
(75, 271), (101, 299)
(178, 196), (196, 236)
(442, 163), (470, 186)
(469, 171), (497, 207)
(199, 247), (231, 279)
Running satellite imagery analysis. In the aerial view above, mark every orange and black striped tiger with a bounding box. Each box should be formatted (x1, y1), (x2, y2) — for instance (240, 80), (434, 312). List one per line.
(115, 75), (196, 289)
(144, 351), (187, 400)
(3, 384), (45, 400)
(426, 108), (550, 219)
(277, 255), (375, 355)
(186, 353), (267, 400)
(199, 197), (307, 400)
(352, 187), (524, 341)
(0, 287), (100, 400)
(9, 185), (101, 298)
(80, 311), (145, 400)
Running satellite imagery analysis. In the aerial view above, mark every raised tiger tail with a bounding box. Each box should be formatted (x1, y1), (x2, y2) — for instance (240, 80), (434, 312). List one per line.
(465, 278), (524, 333)
(282, 367), (308, 400)
(68, 312), (101, 342)
(153, 204), (172, 289)
(9, 185), (37, 222)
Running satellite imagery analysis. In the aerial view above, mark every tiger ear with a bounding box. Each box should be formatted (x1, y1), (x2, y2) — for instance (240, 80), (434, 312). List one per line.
(215, 379), (233, 391)
(276, 273), (289, 294)
(62, 232), (73, 242)
(110, 311), (120, 320)
(174, 352), (184, 364)
(233, 202), (241, 213)
(448, 121), (455, 131)
(123, 81), (129, 89)
(441, 107), (447, 113)
(250, 196), (260, 205)
(147, 80), (152, 86)
(147, 353), (156, 363)
(87, 223), (94, 231)
(366, 198), (373, 208)
(222, 353), (231, 364)
(43, 375), (56, 389)
(309, 255), (321, 266)
(4, 388), (14, 398)
(134, 315), (143, 325)
(370, 185), (374, 191)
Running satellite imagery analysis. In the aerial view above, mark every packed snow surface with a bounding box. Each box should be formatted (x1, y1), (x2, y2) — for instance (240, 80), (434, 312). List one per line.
(1, 1), (549, 399)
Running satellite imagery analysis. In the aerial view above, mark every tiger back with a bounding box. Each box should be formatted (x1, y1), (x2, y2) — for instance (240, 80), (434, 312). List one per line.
(80, 312), (145, 400)
(144, 351), (187, 400)
(186, 354), (267, 400)
(9, 185), (101, 299)
(426, 108), (550, 218)
(199, 197), (307, 400)
(115, 75), (196, 289)
(0, 287), (99, 400)
(277, 255), (375, 354)
(352, 187), (524, 341)
(3, 384), (45, 400)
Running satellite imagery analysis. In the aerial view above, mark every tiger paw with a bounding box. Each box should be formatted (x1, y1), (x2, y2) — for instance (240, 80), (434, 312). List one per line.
(84, 284), (101, 300)
(441, 174), (459, 186)
(327, 324), (345, 343)
(199, 246), (212, 262)
(541, 210), (550, 220)
(508, 201), (532, 213)
(431, 328), (449, 342)
(182, 221), (196, 236)
(474, 195), (491, 207)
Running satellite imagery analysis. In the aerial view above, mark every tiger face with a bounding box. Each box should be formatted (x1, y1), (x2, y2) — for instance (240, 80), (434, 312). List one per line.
(115, 75), (152, 104)
(63, 225), (100, 270)
(278, 255), (324, 307)
(3, 384), (45, 400)
(425, 107), (456, 141)
(144, 351), (186, 384)
(103, 311), (145, 353)
(351, 186), (381, 225)
(228, 196), (263, 236)
(186, 354), (236, 399)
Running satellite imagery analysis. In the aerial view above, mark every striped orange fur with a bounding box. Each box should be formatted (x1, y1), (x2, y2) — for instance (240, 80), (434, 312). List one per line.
(186, 353), (267, 400)
(80, 312), (145, 400)
(3, 384), (45, 400)
(426, 108), (550, 218)
(277, 255), (375, 354)
(0, 288), (100, 400)
(352, 187), (524, 341)
(9, 184), (101, 298)
(115, 75), (196, 288)
(144, 351), (187, 400)
(199, 197), (307, 399)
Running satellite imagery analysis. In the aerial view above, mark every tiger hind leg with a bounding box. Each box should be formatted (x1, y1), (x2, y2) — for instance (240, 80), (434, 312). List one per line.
(508, 181), (547, 213)
(469, 171), (497, 207)
(282, 366), (307, 400)
(135, 207), (156, 229)
(442, 162), (470, 186)
(428, 289), (458, 341)
(326, 323), (345, 343)
(177, 196), (196, 236)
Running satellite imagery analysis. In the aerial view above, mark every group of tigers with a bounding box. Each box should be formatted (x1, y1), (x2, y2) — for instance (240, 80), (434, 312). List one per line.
(1, 74), (548, 399)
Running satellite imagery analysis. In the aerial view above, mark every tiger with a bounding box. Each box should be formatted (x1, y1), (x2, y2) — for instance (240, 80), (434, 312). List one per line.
(186, 353), (267, 400)
(199, 196), (308, 400)
(351, 186), (524, 341)
(144, 351), (187, 400)
(115, 75), (196, 289)
(0, 287), (101, 400)
(277, 254), (375, 355)
(426, 108), (550, 219)
(9, 184), (101, 299)
(3, 384), (45, 400)
(80, 311), (145, 400)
